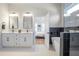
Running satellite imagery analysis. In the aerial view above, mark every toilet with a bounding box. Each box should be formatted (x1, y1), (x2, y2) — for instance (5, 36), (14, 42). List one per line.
(51, 37), (60, 55)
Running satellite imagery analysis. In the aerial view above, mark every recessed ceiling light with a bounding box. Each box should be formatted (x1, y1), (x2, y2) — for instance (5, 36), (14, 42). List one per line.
(64, 14), (70, 17)
(66, 4), (79, 15)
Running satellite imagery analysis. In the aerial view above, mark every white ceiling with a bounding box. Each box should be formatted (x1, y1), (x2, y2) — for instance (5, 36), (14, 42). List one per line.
(64, 3), (79, 16)
(8, 3), (62, 16)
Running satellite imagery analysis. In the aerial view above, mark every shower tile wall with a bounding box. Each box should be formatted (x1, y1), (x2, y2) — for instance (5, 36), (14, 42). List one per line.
(49, 27), (64, 44)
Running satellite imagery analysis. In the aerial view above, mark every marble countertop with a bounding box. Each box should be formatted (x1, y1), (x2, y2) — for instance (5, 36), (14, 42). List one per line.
(1, 31), (33, 33)
(1, 29), (33, 33)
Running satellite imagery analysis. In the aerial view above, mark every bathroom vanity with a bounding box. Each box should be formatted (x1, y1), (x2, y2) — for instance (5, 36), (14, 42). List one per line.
(0, 12), (34, 48)
(1, 32), (34, 48)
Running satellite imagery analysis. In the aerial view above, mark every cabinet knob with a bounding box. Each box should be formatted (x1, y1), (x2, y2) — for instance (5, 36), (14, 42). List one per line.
(7, 37), (9, 41)
(16, 43), (17, 45)
(24, 37), (26, 41)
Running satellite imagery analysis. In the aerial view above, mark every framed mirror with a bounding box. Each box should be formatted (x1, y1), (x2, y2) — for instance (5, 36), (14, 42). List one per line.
(9, 14), (18, 29)
(23, 15), (33, 29)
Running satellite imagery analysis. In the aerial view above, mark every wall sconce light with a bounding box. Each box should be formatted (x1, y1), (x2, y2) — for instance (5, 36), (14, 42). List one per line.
(9, 12), (18, 16)
(76, 14), (79, 16)
(23, 12), (33, 16)
(64, 14), (70, 17)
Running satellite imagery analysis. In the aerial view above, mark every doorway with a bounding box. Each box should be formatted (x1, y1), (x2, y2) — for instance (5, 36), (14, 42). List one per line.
(35, 23), (45, 44)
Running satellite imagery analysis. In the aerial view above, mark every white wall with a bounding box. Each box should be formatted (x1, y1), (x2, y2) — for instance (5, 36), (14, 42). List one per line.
(49, 4), (64, 27)
(0, 4), (9, 48)
(8, 3), (64, 29)
(0, 4), (9, 31)
(0, 3), (64, 30)
(7, 3), (64, 41)
(8, 3), (49, 29)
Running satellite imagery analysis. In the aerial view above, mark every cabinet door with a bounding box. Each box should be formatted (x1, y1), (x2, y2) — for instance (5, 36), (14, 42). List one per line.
(19, 34), (27, 47)
(0, 33), (1, 48)
(2, 34), (9, 47)
(15, 33), (33, 47)
(18, 33), (33, 47)
(16, 33), (27, 47)
(20, 37), (27, 47)
(26, 33), (33, 47)
(2, 33), (16, 47)
(15, 34), (21, 47)
(8, 33), (16, 47)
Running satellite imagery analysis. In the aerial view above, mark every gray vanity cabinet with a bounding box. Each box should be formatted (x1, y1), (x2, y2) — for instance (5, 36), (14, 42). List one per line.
(26, 33), (33, 47)
(0, 33), (2, 48)
(16, 33), (27, 47)
(1, 33), (33, 47)
(2, 33), (16, 47)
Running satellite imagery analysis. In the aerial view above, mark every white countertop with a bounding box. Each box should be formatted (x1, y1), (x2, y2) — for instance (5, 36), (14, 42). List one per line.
(1, 31), (33, 33)
(51, 37), (60, 55)
(1, 29), (33, 33)
(52, 37), (60, 43)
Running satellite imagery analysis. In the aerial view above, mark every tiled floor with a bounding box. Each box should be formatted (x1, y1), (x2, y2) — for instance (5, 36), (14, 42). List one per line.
(0, 38), (58, 56)
(0, 45), (57, 56)
(35, 38), (45, 44)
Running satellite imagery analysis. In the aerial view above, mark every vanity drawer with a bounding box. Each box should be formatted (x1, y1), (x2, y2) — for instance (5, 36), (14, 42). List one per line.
(1, 33), (33, 47)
